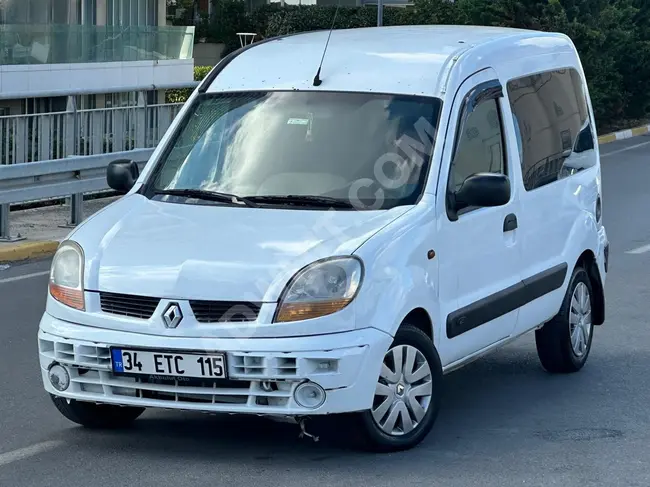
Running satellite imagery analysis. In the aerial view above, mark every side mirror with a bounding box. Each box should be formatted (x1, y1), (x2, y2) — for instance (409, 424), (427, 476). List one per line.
(451, 172), (510, 218)
(107, 159), (139, 194)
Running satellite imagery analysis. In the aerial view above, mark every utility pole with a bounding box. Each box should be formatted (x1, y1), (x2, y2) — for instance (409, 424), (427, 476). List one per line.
(377, 0), (383, 26)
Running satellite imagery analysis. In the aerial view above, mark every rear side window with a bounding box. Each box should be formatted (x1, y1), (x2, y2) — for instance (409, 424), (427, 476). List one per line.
(507, 68), (596, 191)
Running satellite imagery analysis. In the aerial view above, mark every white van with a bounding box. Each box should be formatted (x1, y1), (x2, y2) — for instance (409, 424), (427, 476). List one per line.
(39, 25), (609, 452)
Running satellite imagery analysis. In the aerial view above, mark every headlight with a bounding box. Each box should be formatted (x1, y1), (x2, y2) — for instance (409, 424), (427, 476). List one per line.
(274, 256), (363, 323)
(49, 241), (85, 311)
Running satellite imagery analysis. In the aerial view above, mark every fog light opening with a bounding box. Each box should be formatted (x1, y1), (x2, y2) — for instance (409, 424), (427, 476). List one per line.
(294, 381), (326, 409)
(48, 363), (70, 392)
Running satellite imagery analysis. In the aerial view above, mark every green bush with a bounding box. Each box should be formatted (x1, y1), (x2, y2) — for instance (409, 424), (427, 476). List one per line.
(192, 0), (650, 131)
(165, 65), (213, 104)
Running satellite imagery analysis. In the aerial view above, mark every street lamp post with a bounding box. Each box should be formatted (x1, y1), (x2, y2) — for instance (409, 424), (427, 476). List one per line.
(377, 0), (383, 26)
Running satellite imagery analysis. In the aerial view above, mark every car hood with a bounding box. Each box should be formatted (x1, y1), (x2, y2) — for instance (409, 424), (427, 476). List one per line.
(72, 194), (412, 302)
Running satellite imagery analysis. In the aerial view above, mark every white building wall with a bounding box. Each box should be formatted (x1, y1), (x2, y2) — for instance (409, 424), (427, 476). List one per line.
(0, 59), (194, 100)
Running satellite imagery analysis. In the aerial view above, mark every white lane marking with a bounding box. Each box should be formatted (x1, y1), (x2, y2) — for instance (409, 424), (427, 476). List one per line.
(0, 440), (63, 468)
(601, 139), (650, 158)
(0, 270), (49, 285)
(626, 243), (650, 255)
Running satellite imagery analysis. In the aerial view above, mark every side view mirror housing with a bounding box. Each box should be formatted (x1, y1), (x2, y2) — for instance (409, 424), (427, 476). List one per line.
(107, 159), (140, 194)
(449, 172), (511, 220)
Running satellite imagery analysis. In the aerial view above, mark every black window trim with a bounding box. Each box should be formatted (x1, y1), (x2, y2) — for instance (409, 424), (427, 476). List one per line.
(505, 66), (595, 193)
(445, 78), (510, 222)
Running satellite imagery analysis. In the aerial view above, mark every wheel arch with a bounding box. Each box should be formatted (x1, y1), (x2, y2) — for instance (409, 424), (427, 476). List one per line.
(575, 249), (605, 326)
(400, 307), (434, 341)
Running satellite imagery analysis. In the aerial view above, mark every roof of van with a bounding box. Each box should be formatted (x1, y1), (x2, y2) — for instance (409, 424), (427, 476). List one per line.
(205, 25), (576, 98)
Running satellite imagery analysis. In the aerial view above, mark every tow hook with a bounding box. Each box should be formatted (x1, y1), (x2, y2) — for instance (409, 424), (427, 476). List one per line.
(298, 418), (319, 442)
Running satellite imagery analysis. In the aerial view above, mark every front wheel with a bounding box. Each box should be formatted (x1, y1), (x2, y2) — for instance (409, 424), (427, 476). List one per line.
(353, 324), (443, 452)
(51, 395), (145, 429)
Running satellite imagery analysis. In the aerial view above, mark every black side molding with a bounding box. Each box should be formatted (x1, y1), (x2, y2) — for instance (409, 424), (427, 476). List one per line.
(446, 263), (568, 339)
(521, 263), (567, 302)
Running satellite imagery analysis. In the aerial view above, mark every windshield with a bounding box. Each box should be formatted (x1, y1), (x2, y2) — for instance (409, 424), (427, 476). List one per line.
(149, 91), (442, 210)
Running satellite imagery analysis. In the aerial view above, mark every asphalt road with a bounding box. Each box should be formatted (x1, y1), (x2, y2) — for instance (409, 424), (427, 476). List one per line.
(2, 136), (650, 487)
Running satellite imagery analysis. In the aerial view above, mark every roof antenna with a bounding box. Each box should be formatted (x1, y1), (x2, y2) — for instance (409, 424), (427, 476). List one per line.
(313, 0), (341, 87)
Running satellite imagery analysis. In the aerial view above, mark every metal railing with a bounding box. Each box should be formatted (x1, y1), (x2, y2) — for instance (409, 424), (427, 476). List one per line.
(1, 102), (184, 164)
(0, 149), (154, 241)
(0, 81), (197, 241)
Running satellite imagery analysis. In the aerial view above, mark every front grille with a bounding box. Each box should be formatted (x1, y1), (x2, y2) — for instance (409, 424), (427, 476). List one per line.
(39, 336), (296, 408)
(138, 376), (252, 404)
(230, 354), (299, 377)
(71, 369), (293, 407)
(190, 300), (261, 323)
(100, 292), (160, 319)
(39, 338), (112, 369)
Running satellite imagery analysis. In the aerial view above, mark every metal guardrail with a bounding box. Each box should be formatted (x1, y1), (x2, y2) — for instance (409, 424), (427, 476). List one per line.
(1, 102), (184, 164)
(0, 148), (154, 241)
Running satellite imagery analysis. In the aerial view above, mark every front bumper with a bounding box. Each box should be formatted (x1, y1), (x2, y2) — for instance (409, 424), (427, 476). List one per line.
(38, 313), (393, 416)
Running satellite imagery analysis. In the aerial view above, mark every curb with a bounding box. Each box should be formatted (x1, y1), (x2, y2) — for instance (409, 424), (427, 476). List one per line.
(0, 241), (60, 264)
(598, 124), (650, 145)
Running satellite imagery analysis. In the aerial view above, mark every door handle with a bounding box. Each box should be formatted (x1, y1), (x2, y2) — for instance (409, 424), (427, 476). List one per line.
(503, 213), (518, 232)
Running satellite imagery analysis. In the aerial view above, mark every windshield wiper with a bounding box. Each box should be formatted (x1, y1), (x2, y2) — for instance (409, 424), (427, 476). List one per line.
(246, 195), (356, 209)
(154, 189), (258, 208)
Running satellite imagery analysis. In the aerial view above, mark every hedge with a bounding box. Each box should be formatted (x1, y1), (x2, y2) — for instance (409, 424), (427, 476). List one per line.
(190, 0), (650, 131)
(165, 65), (213, 104)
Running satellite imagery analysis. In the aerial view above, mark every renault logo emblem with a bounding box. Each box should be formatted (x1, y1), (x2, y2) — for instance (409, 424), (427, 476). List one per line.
(162, 303), (183, 328)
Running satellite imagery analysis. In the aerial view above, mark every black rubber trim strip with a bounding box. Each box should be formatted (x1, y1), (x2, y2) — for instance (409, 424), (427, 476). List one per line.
(446, 262), (568, 339)
(521, 263), (568, 301)
(469, 79), (503, 111)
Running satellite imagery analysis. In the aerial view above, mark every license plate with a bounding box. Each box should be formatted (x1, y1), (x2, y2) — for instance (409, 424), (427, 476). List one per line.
(110, 348), (227, 379)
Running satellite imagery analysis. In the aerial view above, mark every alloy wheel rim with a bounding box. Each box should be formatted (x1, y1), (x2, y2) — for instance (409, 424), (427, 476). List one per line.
(371, 344), (433, 436)
(569, 282), (592, 357)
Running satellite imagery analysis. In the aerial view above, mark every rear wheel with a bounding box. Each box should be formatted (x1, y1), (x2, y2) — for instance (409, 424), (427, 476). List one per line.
(51, 395), (145, 428)
(353, 324), (443, 452)
(535, 266), (594, 373)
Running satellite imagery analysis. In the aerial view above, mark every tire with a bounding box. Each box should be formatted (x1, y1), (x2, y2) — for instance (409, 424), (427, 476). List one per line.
(51, 395), (145, 429)
(351, 324), (443, 452)
(535, 265), (595, 373)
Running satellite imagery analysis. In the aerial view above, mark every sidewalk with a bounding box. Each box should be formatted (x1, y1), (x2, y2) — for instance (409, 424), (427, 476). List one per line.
(0, 196), (119, 263)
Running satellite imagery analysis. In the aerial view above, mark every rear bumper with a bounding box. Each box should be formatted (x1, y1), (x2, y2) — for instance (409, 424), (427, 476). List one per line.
(38, 313), (393, 416)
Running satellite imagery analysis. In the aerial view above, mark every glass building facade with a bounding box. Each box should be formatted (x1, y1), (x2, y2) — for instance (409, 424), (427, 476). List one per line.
(0, 0), (194, 65)
(0, 0), (194, 114)
(0, 0), (160, 26)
